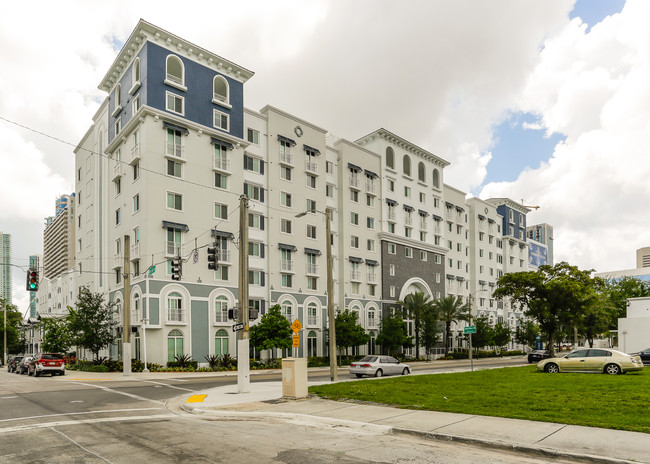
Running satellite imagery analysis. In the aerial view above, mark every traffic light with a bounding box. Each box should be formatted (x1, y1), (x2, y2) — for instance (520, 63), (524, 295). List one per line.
(26, 268), (39, 292)
(170, 257), (182, 281)
(207, 245), (218, 270)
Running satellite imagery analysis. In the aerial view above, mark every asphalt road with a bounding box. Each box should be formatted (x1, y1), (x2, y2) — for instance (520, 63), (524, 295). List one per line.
(1, 357), (565, 463)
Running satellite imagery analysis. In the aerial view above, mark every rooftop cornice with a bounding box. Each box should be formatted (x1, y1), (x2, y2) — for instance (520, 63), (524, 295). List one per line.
(355, 128), (450, 168)
(485, 198), (532, 214)
(99, 19), (254, 93)
(259, 105), (328, 134)
(378, 232), (448, 255)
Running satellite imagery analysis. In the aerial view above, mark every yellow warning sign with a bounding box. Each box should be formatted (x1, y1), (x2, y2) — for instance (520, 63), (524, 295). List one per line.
(291, 319), (302, 334)
(292, 334), (300, 347)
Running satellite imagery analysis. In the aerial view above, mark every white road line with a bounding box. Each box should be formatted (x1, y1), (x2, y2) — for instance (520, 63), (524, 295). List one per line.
(140, 380), (194, 392)
(71, 382), (165, 405)
(50, 426), (114, 464)
(0, 408), (164, 423)
(1, 396), (18, 399)
(0, 414), (175, 434)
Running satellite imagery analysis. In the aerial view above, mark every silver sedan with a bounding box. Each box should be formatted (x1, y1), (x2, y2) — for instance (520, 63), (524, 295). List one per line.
(349, 355), (410, 378)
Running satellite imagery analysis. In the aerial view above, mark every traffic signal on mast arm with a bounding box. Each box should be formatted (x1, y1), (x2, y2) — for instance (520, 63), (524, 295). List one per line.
(26, 268), (39, 292)
(170, 257), (182, 281)
(207, 245), (218, 270)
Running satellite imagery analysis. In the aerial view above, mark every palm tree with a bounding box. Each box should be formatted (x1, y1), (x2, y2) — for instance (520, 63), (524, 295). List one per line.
(433, 295), (471, 356)
(398, 292), (435, 359)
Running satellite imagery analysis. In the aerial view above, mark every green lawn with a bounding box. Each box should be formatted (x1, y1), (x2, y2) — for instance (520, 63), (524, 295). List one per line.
(308, 366), (650, 433)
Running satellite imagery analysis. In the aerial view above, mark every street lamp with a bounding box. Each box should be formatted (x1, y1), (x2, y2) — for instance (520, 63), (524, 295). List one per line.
(296, 207), (337, 382)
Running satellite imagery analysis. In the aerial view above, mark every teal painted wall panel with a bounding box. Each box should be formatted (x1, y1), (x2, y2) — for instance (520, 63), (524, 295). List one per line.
(191, 301), (209, 362)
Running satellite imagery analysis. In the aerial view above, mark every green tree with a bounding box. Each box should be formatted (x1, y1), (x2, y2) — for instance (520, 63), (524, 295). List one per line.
(514, 319), (540, 349)
(600, 276), (650, 322)
(39, 316), (73, 353)
(376, 311), (413, 356)
(577, 288), (616, 348)
(492, 322), (512, 350)
(472, 315), (493, 351)
(1, 298), (25, 356)
(493, 262), (597, 357)
(249, 304), (292, 359)
(67, 287), (117, 361)
(433, 296), (470, 356)
(335, 310), (369, 364)
(419, 304), (440, 357)
(398, 292), (435, 359)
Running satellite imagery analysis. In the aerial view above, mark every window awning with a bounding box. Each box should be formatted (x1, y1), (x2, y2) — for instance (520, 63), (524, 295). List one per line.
(163, 121), (189, 135)
(456, 206), (465, 213)
(211, 137), (234, 149)
(488, 218), (496, 224)
(489, 282), (496, 287)
(479, 280), (486, 285)
(162, 220), (189, 232)
(456, 276), (465, 281)
(386, 198), (398, 206)
(303, 144), (320, 155)
(347, 162), (363, 172)
(418, 209), (429, 217)
(278, 243), (297, 251)
(304, 247), (321, 255)
(211, 230), (234, 240)
(349, 256), (364, 263)
(403, 205), (414, 212)
(446, 274), (455, 280)
(509, 239), (516, 246)
(277, 134), (296, 145)
(478, 214), (486, 220)
(445, 202), (454, 208)
(432, 214), (443, 221)
(365, 259), (379, 266)
(519, 243), (527, 248)
(364, 169), (378, 178)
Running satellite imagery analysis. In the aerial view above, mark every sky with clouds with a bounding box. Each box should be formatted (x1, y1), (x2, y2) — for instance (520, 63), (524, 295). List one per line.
(1, 0), (647, 315)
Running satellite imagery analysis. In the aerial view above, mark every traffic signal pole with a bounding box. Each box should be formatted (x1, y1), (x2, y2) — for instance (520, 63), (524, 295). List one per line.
(237, 195), (250, 393)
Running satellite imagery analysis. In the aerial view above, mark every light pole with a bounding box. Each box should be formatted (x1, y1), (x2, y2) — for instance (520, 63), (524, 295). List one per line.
(3, 300), (6, 367)
(141, 318), (149, 373)
(296, 208), (337, 382)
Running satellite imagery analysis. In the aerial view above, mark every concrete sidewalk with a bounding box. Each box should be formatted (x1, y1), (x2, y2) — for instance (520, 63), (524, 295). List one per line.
(173, 381), (649, 464)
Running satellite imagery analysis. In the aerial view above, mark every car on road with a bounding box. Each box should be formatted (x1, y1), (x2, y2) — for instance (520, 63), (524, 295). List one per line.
(527, 350), (550, 364)
(17, 356), (33, 374)
(350, 355), (410, 378)
(537, 348), (644, 375)
(631, 348), (650, 366)
(7, 355), (24, 373)
(27, 353), (65, 377)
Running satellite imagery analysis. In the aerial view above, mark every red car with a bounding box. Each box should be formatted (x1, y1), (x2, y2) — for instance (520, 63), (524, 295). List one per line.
(28, 353), (65, 377)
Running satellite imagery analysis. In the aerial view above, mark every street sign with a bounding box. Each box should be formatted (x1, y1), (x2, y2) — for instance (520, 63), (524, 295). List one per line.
(291, 319), (302, 334)
(232, 322), (245, 332)
(292, 334), (300, 348)
(464, 325), (477, 334)
(147, 265), (156, 276)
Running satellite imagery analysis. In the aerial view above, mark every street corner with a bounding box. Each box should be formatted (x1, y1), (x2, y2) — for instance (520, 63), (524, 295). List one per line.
(186, 394), (208, 403)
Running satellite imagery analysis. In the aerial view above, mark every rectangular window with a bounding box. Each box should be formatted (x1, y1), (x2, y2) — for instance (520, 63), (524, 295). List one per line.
(405, 227), (412, 238)
(213, 109), (229, 130)
(247, 128), (259, 145)
(307, 224), (317, 239)
(350, 212), (359, 225)
(214, 172), (228, 189)
(248, 213), (262, 230)
(388, 223), (395, 233)
(281, 219), (292, 234)
(167, 159), (182, 178)
(389, 286), (396, 298)
(166, 92), (184, 115)
(214, 202), (228, 219)
(306, 174), (316, 188)
(281, 273), (293, 288)
(215, 265), (229, 281)
(387, 243), (396, 254)
(245, 183), (263, 201)
(405, 247), (413, 258)
(307, 276), (317, 290)
(132, 94), (141, 113)
(350, 190), (359, 202)
(114, 117), (122, 135)
(248, 242), (262, 257)
(326, 161), (334, 174)
(366, 217), (375, 229)
(420, 251), (427, 261)
(133, 162), (139, 180)
(367, 239), (375, 252)
(326, 184), (334, 197)
(420, 231), (426, 241)
(116, 268), (121, 284)
(419, 192), (425, 203)
(404, 186), (411, 197)
(306, 199), (316, 213)
(248, 270), (262, 285)
(280, 166), (292, 181)
(389, 264), (395, 276)
(133, 194), (140, 212)
(350, 235), (359, 248)
(167, 192), (182, 211)
(388, 179), (395, 192)
(114, 178), (121, 195)
(351, 282), (360, 295)
(366, 195), (374, 207)
(244, 155), (261, 173)
(115, 208), (121, 225)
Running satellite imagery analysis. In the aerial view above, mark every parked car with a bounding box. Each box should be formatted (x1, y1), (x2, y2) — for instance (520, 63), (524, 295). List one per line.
(27, 353), (65, 377)
(537, 348), (644, 375)
(7, 355), (24, 373)
(17, 356), (33, 374)
(527, 350), (550, 364)
(350, 355), (410, 378)
(631, 348), (650, 366)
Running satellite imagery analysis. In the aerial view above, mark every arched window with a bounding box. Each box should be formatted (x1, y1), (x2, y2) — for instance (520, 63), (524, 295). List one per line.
(281, 301), (293, 321)
(132, 292), (141, 322)
(167, 329), (184, 362)
(213, 76), (229, 104)
(307, 331), (317, 357)
(132, 58), (141, 89)
(418, 162), (425, 182)
(215, 329), (229, 356)
(368, 331), (376, 355)
(367, 308), (376, 327)
(432, 169), (440, 188)
(215, 295), (228, 323)
(307, 302), (318, 326)
(167, 291), (184, 322)
(114, 298), (122, 321)
(166, 55), (184, 86)
(115, 84), (122, 108)
(386, 147), (394, 169)
(403, 155), (411, 176)
(350, 305), (362, 327)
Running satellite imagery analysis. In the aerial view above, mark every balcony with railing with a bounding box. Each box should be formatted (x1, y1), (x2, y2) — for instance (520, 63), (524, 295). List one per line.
(419, 220), (427, 230)
(445, 209), (454, 221)
(366, 182), (376, 194)
(213, 155), (231, 172)
(213, 92), (227, 103)
(112, 162), (123, 181)
(306, 263), (319, 275)
(217, 250), (231, 263)
(166, 142), (184, 158)
(281, 260), (294, 272)
(130, 144), (141, 164)
(307, 314), (318, 326)
(367, 272), (377, 283)
(113, 253), (122, 269)
(387, 211), (397, 221)
(305, 160), (318, 173)
(279, 149), (293, 165)
(166, 73), (183, 86)
(166, 241), (182, 257)
(405, 216), (413, 226)
(167, 308), (185, 323)
(350, 270), (362, 281)
(349, 177), (360, 189)
(367, 316), (376, 328)
(130, 242), (140, 260)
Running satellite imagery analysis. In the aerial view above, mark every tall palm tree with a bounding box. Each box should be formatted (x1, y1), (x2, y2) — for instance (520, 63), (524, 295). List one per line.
(398, 292), (435, 359)
(433, 295), (471, 356)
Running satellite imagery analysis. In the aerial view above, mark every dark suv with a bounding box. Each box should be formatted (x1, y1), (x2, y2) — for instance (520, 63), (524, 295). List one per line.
(28, 353), (65, 377)
(7, 356), (24, 373)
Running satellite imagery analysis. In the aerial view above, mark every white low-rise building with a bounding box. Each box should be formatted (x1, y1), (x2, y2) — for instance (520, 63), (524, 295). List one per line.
(617, 297), (650, 354)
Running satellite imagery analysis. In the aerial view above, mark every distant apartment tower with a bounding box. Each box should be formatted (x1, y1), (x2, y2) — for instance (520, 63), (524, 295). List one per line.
(526, 223), (553, 265)
(637, 247), (650, 268)
(43, 194), (76, 280)
(0, 232), (11, 305)
(28, 255), (41, 317)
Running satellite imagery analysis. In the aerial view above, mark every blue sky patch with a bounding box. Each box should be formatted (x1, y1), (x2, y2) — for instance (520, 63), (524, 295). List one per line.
(570, 0), (625, 33)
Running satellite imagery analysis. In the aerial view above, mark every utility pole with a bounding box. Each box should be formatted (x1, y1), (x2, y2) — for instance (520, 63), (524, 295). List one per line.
(123, 234), (131, 376)
(237, 195), (250, 393)
(3, 300), (6, 367)
(326, 207), (337, 382)
(468, 298), (473, 372)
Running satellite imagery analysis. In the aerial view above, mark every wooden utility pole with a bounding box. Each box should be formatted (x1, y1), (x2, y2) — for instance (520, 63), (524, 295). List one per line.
(123, 234), (131, 376)
(325, 207), (337, 381)
(237, 195), (250, 393)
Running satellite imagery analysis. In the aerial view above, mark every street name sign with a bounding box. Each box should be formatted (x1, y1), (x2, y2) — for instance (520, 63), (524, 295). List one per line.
(232, 322), (245, 332)
(464, 326), (477, 334)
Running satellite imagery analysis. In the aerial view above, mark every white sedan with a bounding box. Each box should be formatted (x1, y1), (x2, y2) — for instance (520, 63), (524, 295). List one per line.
(349, 355), (410, 378)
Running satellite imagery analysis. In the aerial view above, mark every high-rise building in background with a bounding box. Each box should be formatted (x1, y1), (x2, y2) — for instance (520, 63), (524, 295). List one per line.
(0, 232), (11, 305)
(42, 194), (75, 280)
(636, 247), (650, 269)
(526, 223), (553, 268)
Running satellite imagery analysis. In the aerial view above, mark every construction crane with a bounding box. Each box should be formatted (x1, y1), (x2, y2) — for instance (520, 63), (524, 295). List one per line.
(521, 199), (540, 210)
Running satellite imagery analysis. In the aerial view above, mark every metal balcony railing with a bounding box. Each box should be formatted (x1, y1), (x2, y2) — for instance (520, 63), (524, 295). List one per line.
(306, 263), (318, 274)
(280, 150), (293, 164)
(166, 73), (183, 85)
(350, 270), (362, 281)
(166, 241), (182, 257)
(166, 142), (183, 158)
(281, 260), (294, 272)
(213, 156), (231, 171)
(305, 160), (318, 173)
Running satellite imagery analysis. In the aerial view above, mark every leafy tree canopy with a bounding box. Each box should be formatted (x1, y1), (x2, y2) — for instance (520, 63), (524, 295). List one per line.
(376, 311), (412, 356)
(398, 292), (435, 359)
(39, 316), (73, 354)
(250, 304), (292, 357)
(67, 287), (117, 361)
(0, 298), (25, 355)
(335, 309), (369, 351)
